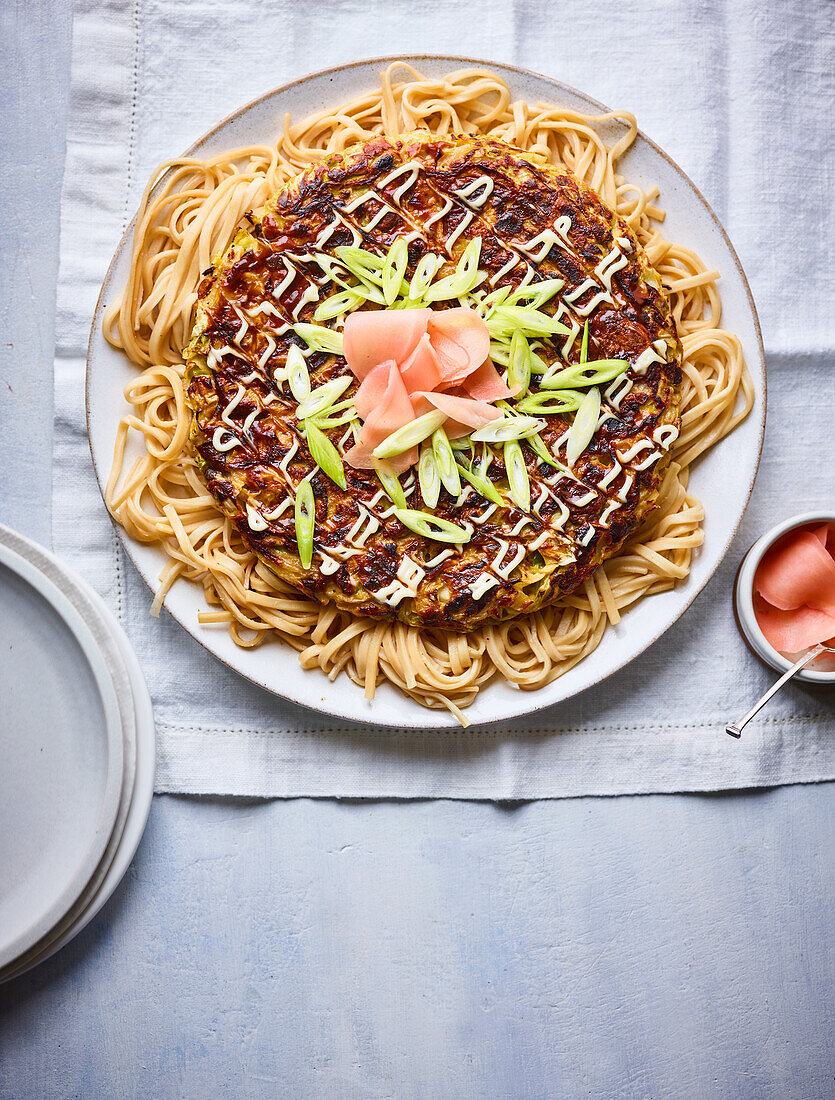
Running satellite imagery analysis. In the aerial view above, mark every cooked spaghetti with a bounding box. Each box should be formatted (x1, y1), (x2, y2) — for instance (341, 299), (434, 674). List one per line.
(103, 64), (754, 722)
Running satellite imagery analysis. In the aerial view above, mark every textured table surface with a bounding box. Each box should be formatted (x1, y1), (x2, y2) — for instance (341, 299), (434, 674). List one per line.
(0, 3), (833, 1098)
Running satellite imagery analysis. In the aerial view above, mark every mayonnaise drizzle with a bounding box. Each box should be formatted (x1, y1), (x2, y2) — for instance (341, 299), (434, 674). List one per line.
(212, 428), (241, 452)
(245, 501), (268, 531)
(652, 424), (680, 450)
(375, 556), (425, 607)
(470, 573), (500, 600)
(577, 526), (595, 547)
(597, 459), (622, 490)
(616, 438), (654, 463)
(632, 448), (663, 471)
(221, 384), (246, 427)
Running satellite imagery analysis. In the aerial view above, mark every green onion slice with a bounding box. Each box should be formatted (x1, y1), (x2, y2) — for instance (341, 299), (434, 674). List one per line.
(293, 323), (344, 357)
(309, 399), (357, 430)
(408, 253), (442, 301)
(431, 427), (462, 497)
(334, 245), (385, 285)
(286, 345), (311, 403)
(424, 237), (484, 302)
(395, 508), (472, 545)
(515, 388), (586, 415)
(470, 414), (544, 443)
(295, 376), (352, 420)
(566, 386), (601, 467)
(294, 480), (315, 568)
(504, 440), (530, 512)
(541, 358), (629, 390)
(486, 305), (572, 340)
(376, 469), (408, 510)
(526, 431), (561, 469)
(477, 442), (493, 477)
(372, 410), (447, 460)
(314, 289), (365, 322)
(507, 278), (565, 310)
(313, 254), (386, 305)
(418, 446), (441, 509)
(304, 421), (347, 489)
(457, 460), (504, 507)
(382, 238), (409, 306)
(507, 329), (532, 396)
(580, 319), (589, 365)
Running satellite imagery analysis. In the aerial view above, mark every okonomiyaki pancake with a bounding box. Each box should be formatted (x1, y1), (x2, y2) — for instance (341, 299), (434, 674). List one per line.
(184, 131), (682, 630)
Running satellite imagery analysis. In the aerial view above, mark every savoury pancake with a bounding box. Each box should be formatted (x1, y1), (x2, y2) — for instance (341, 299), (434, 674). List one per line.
(184, 131), (682, 630)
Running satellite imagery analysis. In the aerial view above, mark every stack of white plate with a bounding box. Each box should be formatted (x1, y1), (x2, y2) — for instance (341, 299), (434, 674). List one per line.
(0, 525), (154, 981)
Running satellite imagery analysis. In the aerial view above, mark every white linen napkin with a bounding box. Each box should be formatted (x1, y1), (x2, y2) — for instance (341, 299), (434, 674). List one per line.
(54, 0), (835, 797)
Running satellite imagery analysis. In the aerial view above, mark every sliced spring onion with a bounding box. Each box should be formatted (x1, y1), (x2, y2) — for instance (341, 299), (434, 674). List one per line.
(526, 431), (561, 469)
(477, 441), (493, 477)
(294, 480), (315, 568)
(304, 421), (347, 489)
(541, 358), (629, 390)
(424, 237), (484, 302)
(418, 447), (441, 509)
(486, 305), (572, 340)
(504, 440), (530, 512)
(295, 376), (352, 420)
(450, 436), (475, 453)
(565, 386), (601, 467)
(580, 319), (589, 365)
(515, 388), (586, 415)
(376, 469), (408, 510)
(286, 344), (311, 403)
(395, 508), (472, 545)
(456, 460), (504, 507)
(372, 410), (447, 459)
(382, 237), (409, 306)
(313, 254), (386, 305)
(431, 427), (462, 497)
(334, 246), (385, 285)
(507, 329), (532, 396)
(408, 253), (442, 301)
(293, 323), (344, 356)
(314, 289), (364, 322)
(488, 340), (510, 367)
(506, 277), (565, 310)
(470, 415), (544, 443)
(309, 399), (357, 429)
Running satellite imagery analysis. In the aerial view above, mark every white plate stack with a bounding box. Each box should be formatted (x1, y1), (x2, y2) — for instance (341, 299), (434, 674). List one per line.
(0, 525), (155, 981)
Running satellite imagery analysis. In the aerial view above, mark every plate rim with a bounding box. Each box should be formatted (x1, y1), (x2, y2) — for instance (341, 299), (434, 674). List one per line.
(0, 533), (125, 969)
(85, 53), (766, 729)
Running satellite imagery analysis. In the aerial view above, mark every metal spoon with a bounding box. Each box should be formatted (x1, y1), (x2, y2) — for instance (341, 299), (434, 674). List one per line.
(726, 643), (834, 738)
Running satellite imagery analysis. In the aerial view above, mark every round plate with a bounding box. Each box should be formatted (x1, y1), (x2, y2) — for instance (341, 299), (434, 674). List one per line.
(86, 56), (766, 729)
(1, 578), (155, 982)
(0, 526), (155, 983)
(0, 537), (125, 969)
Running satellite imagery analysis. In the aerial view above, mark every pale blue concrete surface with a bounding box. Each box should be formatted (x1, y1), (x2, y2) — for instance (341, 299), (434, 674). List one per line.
(0, 4), (833, 1098)
(2, 792), (834, 1100)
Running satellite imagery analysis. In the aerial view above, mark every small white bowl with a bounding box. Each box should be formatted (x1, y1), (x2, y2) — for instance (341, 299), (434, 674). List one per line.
(734, 511), (835, 685)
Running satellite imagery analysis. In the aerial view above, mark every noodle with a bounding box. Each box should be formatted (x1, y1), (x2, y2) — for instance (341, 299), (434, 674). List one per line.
(102, 64), (753, 721)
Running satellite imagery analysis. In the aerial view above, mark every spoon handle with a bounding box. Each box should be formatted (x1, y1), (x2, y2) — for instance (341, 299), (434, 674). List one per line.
(725, 645), (827, 738)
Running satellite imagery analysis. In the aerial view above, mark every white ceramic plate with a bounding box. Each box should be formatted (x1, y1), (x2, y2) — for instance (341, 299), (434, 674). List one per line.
(0, 526), (155, 982)
(0, 536), (125, 970)
(1, 575), (155, 982)
(87, 56), (766, 729)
